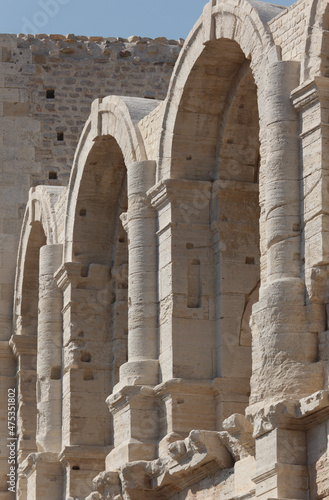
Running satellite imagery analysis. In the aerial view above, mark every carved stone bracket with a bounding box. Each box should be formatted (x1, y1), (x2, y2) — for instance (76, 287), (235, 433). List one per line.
(87, 430), (233, 500)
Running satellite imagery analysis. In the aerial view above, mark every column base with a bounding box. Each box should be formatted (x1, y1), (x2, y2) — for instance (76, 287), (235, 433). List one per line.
(60, 446), (109, 500)
(20, 452), (63, 500)
(155, 379), (217, 457)
(106, 385), (158, 468)
(115, 359), (159, 389)
(250, 279), (324, 405)
(253, 428), (308, 499)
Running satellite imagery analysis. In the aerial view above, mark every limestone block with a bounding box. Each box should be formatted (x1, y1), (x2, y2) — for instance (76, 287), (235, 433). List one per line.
(61, 447), (107, 500)
(256, 429), (306, 479)
(156, 381), (216, 444)
(234, 456), (256, 496)
(20, 453), (63, 500)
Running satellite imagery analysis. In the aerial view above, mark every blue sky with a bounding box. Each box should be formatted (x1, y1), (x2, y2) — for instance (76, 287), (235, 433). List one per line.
(1, 0), (294, 39)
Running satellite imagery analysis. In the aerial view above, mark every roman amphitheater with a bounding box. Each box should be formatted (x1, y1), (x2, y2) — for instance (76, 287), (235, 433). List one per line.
(1, 0), (329, 497)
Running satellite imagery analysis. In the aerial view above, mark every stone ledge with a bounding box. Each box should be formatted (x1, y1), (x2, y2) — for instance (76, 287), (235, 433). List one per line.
(88, 430), (233, 500)
(247, 389), (329, 437)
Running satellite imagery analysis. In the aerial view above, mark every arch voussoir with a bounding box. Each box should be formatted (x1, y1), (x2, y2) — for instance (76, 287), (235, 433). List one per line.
(157, 0), (282, 180)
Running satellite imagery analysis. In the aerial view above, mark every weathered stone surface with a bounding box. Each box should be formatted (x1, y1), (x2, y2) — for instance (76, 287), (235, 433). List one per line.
(2, 0), (329, 498)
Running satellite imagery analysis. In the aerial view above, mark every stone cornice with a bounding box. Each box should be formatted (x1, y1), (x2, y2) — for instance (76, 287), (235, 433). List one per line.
(9, 334), (37, 358)
(19, 452), (60, 477)
(59, 445), (111, 465)
(148, 179), (212, 210)
(55, 262), (110, 292)
(291, 76), (329, 111)
(106, 385), (154, 413)
(55, 262), (83, 291)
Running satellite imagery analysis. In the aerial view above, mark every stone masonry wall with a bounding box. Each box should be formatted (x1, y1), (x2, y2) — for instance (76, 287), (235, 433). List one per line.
(0, 33), (181, 341)
(268, 0), (309, 62)
(0, 33), (180, 495)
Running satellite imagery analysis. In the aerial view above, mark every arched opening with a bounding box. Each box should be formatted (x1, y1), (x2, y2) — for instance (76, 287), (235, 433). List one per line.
(72, 136), (127, 267)
(214, 61), (260, 422)
(15, 220), (46, 463)
(20, 222), (46, 336)
(67, 135), (129, 447)
(167, 38), (260, 427)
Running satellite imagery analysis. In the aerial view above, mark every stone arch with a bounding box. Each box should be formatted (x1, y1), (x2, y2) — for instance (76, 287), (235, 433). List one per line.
(62, 95), (160, 391)
(14, 185), (63, 335)
(55, 96), (159, 486)
(151, 0), (286, 431)
(302, 0), (329, 80)
(64, 95), (160, 264)
(157, 0), (282, 181)
(11, 186), (64, 476)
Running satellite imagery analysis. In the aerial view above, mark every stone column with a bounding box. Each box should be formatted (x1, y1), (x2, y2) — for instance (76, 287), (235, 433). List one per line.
(36, 244), (63, 453)
(106, 161), (159, 469)
(264, 62), (301, 282)
(16, 245), (64, 500)
(117, 160), (158, 387)
(250, 61), (323, 408)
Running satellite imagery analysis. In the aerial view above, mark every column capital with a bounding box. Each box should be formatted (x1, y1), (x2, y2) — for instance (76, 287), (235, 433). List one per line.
(19, 452), (60, 477)
(55, 262), (110, 291)
(148, 178), (212, 210)
(9, 334), (36, 358)
(291, 76), (329, 112)
(55, 262), (82, 291)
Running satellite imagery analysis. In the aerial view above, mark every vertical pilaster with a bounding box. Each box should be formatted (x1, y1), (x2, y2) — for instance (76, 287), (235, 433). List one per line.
(292, 77), (329, 388)
(149, 179), (217, 449)
(55, 262), (111, 499)
(20, 454), (63, 500)
(253, 429), (308, 499)
(9, 335), (37, 466)
(149, 178), (215, 384)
